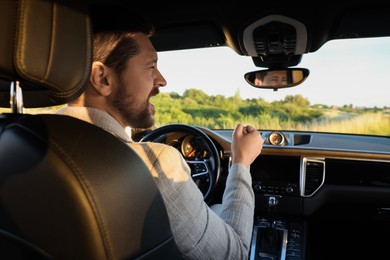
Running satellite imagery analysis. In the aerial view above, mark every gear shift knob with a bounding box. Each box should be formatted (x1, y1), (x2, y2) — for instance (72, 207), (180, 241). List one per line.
(266, 196), (279, 223)
(268, 196), (278, 209)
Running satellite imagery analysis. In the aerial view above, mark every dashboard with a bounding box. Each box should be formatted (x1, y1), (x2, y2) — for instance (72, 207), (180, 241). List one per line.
(204, 128), (390, 202)
(142, 126), (390, 207)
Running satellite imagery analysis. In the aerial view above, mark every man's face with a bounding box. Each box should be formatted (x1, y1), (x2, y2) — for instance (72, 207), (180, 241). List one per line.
(110, 33), (167, 129)
(262, 70), (288, 86)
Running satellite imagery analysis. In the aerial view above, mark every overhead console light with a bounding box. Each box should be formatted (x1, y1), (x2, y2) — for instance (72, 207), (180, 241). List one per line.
(242, 15), (307, 57)
(253, 21), (297, 56)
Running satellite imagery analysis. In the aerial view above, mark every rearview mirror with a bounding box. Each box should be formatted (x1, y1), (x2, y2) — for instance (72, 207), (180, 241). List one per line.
(244, 68), (309, 91)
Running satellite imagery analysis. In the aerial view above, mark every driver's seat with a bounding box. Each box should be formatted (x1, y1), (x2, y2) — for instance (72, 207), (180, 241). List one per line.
(0, 0), (182, 259)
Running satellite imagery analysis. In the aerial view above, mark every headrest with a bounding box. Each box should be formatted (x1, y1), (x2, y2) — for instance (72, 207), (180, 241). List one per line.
(0, 0), (92, 108)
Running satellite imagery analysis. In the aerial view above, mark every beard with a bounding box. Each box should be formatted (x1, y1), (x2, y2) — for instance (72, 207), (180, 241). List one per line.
(111, 81), (158, 129)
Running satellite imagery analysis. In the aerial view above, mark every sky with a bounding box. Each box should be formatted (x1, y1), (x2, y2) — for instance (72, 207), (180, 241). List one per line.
(157, 37), (390, 108)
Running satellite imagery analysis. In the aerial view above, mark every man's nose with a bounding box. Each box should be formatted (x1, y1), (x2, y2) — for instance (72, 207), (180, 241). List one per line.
(156, 69), (167, 87)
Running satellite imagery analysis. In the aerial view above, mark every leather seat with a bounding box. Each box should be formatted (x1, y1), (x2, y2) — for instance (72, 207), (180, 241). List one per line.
(0, 0), (182, 259)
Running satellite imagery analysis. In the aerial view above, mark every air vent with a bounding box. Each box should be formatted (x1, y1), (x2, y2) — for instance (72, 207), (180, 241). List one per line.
(301, 157), (325, 197)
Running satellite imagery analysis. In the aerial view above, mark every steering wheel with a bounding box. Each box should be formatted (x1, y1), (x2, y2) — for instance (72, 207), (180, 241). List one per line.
(140, 124), (221, 203)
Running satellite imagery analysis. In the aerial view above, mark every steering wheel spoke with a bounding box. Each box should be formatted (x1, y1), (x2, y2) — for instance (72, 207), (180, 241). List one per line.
(188, 160), (209, 179)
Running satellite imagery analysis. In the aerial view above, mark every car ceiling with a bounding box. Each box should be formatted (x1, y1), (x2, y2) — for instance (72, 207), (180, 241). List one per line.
(89, 1), (390, 67)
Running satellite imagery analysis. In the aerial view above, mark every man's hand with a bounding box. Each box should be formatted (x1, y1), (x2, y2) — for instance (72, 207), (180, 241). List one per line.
(231, 124), (264, 168)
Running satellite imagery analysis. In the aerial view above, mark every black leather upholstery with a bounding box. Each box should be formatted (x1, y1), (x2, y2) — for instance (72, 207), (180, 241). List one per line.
(0, 0), (91, 108)
(0, 114), (182, 259)
(0, 0), (182, 259)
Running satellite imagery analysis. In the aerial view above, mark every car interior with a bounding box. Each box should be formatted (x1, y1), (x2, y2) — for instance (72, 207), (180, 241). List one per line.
(1, 1), (390, 260)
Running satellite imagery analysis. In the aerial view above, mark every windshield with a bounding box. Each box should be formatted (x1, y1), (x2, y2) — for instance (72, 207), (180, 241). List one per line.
(154, 36), (390, 136)
(3, 36), (389, 137)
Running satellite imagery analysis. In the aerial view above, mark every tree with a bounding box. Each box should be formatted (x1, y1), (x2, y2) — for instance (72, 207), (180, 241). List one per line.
(284, 94), (310, 107)
(183, 89), (209, 104)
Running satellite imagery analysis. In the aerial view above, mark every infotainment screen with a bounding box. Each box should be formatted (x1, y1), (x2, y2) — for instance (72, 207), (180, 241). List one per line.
(250, 155), (301, 183)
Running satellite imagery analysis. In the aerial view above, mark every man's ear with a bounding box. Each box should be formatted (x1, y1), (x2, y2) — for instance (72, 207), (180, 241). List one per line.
(89, 61), (113, 96)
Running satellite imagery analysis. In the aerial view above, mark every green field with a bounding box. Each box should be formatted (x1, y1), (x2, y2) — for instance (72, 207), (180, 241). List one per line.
(1, 89), (389, 136)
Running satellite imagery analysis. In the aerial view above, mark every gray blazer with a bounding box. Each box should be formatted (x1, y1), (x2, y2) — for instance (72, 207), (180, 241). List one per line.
(57, 106), (255, 260)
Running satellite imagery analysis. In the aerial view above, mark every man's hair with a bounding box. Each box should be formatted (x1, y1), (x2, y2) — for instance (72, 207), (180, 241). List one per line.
(90, 5), (154, 75)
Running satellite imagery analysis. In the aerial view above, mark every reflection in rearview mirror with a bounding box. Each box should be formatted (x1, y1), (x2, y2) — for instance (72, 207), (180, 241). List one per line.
(244, 68), (309, 91)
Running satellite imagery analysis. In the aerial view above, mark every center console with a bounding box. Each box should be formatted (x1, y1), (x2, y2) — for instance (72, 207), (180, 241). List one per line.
(249, 155), (307, 260)
(250, 216), (304, 260)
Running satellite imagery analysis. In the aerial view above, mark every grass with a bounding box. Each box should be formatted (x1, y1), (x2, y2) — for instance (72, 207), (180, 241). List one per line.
(295, 112), (390, 136)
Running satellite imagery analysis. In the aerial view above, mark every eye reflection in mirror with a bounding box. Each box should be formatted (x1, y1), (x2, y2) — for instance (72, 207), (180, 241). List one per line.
(244, 68), (309, 91)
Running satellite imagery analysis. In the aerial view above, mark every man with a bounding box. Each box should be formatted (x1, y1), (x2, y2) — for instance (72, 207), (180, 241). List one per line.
(57, 10), (264, 259)
(255, 70), (289, 86)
